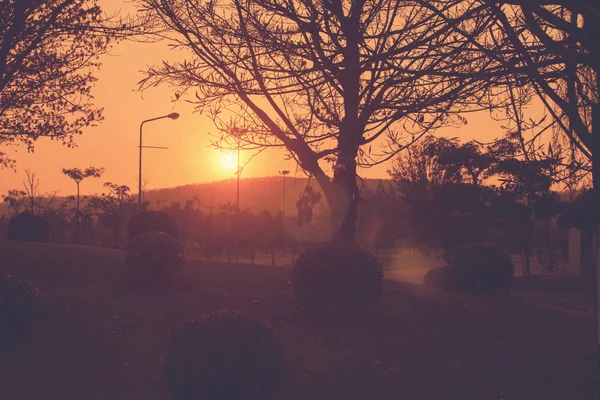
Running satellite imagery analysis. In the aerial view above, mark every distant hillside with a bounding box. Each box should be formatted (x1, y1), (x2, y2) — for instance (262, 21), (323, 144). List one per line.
(0, 176), (394, 217)
(144, 176), (394, 214)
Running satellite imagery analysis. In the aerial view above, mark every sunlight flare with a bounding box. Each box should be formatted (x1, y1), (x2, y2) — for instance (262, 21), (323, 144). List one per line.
(219, 152), (238, 170)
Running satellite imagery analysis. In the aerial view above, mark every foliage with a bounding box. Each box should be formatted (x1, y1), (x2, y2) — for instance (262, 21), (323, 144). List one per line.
(0, 275), (39, 346)
(3, 169), (60, 215)
(423, 265), (455, 290)
(534, 249), (561, 274)
(296, 186), (322, 227)
(0, 1), (125, 165)
(356, 181), (399, 248)
(391, 134), (563, 278)
(448, 244), (514, 294)
(138, 0), (511, 243)
(61, 167), (104, 185)
(162, 310), (284, 400)
(557, 188), (593, 231)
(88, 182), (137, 247)
(7, 212), (50, 243)
(128, 210), (179, 240)
(557, 188), (593, 273)
(290, 245), (383, 310)
(481, 3), (596, 177)
(161, 200), (204, 245)
(125, 231), (185, 283)
(61, 166), (104, 244)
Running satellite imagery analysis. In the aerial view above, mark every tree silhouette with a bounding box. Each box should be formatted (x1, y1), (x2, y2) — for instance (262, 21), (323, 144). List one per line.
(0, 1), (145, 166)
(61, 166), (104, 244)
(2, 168), (59, 215)
(138, 0), (509, 244)
(88, 182), (136, 248)
(469, 2), (598, 278)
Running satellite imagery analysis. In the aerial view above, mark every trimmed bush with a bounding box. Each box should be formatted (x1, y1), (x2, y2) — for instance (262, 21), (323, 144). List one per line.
(0, 275), (39, 346)
(424, 265), (454, 289)
(128, 210), (179, 240)
(125, 231), (185, 283)
(290, 244), (383, 310)
(449, 243), (514, 294)
(162, 310), (284, 400)
(7, 212), (50, 243)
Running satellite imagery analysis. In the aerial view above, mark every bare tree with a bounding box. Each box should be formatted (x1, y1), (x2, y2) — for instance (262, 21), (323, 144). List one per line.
(3, 168), (58, 215)
(138, 0), (510, 243)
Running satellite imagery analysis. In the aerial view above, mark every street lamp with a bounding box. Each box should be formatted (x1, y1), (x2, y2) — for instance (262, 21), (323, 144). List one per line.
(138, 112), (179, 208)
(279, 170), (290, 216)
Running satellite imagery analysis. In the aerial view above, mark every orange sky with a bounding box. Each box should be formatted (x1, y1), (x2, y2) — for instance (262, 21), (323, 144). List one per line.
(1, 0), (513, 197)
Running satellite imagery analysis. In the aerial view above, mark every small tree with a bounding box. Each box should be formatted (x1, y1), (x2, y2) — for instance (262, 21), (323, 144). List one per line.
(61, 167), (104, 244)
(490, 157), (560, 277)
(88, 182), (136, 248)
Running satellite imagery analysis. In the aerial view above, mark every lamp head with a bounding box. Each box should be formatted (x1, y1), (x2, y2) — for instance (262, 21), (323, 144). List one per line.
(168, 112), (180, 120)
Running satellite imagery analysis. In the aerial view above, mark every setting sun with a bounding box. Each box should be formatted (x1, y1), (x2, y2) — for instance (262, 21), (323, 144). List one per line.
(219, 152), (238, 170)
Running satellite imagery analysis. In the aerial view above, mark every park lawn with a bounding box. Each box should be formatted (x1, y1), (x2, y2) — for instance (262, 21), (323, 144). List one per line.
(0, 243), (597, 400)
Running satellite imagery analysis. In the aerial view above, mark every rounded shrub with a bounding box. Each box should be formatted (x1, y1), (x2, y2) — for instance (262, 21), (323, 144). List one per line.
(128, 210), (179, 240)
(423, 265), (454, 289)
(0, 275), (40, 346)
(7, 212), (50, 243)
(125, 231), (185, 283)
(290, 244), (383, 310)
(162, 310), (284, 400)
(449, 243), (514, 294)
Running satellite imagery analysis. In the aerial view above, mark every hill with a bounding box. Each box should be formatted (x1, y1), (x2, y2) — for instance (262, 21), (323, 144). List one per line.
(143, 176), (394, 214)
(0, 176), (393, 217)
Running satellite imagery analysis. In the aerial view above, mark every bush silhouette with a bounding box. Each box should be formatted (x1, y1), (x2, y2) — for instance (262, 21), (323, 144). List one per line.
(162, 310), (284, 400)
(125, 231), (185, 284)
(128, 210), (178, 240)
(424, 265), (454, 289)
(0, 275), (39, 346)
(7, 212), (50, 243)
(290, 244), (383, 310)
(449, 244), (514, 294)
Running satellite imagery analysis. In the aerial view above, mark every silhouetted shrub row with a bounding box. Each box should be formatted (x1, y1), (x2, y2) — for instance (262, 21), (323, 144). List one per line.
(7, 212), (50, 243)
(424, 243), (514, 294)
(423, 265), (454, 289)
(128, 210), (179, 240)
(162, 310), (284, 400)
(125, 231), (186, 284)
(0, 275), (40, 346)
(290, 244), (383, 310)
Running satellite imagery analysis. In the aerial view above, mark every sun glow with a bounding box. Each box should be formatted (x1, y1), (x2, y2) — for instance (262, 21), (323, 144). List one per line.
(219, 152), (238, 170)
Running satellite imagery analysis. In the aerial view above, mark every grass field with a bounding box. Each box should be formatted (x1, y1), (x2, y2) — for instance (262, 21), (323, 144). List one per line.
(0, 243), (597, 400)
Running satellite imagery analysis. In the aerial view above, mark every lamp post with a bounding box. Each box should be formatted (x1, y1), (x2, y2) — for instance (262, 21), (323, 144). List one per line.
(138, 112), (179, 208)
(237, 146), (240, 212)
(279, 170), (290, 216)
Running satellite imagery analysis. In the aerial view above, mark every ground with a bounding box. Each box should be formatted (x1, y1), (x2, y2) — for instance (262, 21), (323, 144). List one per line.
(0, 243), (597, 400)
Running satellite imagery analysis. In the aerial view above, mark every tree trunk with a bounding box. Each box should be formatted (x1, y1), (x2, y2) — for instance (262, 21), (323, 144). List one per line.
(590, 47), (599, 368)
(112, 222), (119, 249)
(581, 227), (594, 274)
(331, 173), (360, 245)
(325, 132), (361, 245)
(521, 250), (532, 277)
(305, 165), (360, 246)
(76, 183), (80, 245)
